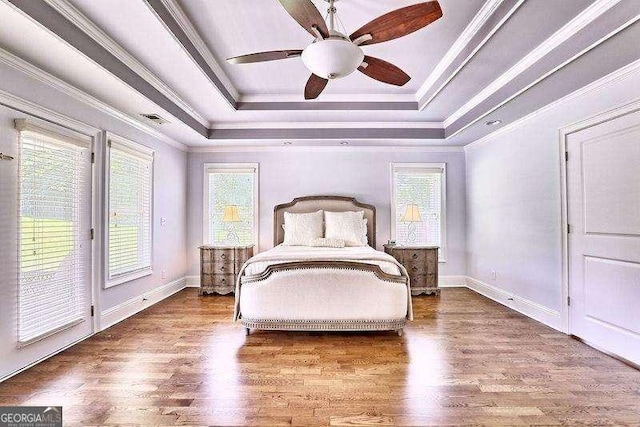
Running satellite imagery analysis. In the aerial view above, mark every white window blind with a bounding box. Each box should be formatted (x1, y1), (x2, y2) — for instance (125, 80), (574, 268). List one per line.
(392, 164), (446, 259)
(204, 164), (258, 246)
(106, 137), (153, 285)
(17, 123), (92, 345)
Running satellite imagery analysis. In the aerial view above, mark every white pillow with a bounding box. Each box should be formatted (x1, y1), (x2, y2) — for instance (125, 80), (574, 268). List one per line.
(282, 210), (323, 246)
(324, 211), (368, 247)
(309, 237), (346, 248)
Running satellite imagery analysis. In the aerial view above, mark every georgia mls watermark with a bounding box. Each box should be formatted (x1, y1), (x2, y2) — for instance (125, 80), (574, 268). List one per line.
(0, 406), (62, 427)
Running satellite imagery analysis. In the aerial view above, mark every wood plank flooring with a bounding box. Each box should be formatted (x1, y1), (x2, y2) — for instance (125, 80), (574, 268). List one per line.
(1, 288), (639, 426)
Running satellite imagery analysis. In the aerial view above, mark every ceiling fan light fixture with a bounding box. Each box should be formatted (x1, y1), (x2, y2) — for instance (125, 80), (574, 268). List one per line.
(301, 38), (364, 80)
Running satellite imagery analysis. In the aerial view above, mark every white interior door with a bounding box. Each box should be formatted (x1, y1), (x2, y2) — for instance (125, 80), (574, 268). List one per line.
(567, 108), (640, 365)
(0, 107), (93, 381)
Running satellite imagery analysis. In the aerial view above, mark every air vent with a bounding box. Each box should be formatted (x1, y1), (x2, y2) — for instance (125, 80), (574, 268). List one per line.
(140, 113), (170, 125)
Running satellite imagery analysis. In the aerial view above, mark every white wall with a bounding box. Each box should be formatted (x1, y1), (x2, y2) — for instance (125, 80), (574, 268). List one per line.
(465, 63), (640, 315)
(187, 149), (467, 277)
(0, 62), (188, 311)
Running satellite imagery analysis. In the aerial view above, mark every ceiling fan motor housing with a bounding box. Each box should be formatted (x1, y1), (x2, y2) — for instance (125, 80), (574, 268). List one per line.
(302, 37), (364, 80)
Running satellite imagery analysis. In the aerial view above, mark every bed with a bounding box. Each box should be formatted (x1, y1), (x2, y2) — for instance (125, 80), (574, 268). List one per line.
(233, 196), (412, 335)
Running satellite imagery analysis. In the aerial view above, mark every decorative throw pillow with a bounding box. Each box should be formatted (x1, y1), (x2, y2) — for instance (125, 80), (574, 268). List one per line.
(309, 237), (346, 248)
(324, 211), (368, 247)
(282, 210), (323, 246)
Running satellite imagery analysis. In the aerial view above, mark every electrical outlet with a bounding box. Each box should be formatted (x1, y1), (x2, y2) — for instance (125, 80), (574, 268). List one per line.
(491, 271), (497, 281)
(161, 269), (166, 279)
(160, 217), (167, 227)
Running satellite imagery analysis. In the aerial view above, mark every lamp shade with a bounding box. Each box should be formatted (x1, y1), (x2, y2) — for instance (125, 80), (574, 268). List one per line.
(222, 205), (240, 222)
(401, 204), (422, 222)
(302, 39), (364, 80)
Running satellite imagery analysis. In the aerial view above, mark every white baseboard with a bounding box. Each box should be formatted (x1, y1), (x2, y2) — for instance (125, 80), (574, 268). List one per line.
(185, 275), (200, 288)
(465, 277), (562, 332)
(439, 275), (467, 287)
(100, 277), (187, 331)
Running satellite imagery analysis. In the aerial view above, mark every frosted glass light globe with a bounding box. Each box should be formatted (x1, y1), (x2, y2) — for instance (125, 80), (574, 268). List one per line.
(302, 39), (364, 80)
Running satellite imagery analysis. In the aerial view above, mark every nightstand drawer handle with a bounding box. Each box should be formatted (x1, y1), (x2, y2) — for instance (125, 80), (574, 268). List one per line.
(220, 265), (225, 271)
(221, 253), (227, 260)
(412, 266), (418, 272)
(412, 253), (419, 259)
(221, 278), (226, 283)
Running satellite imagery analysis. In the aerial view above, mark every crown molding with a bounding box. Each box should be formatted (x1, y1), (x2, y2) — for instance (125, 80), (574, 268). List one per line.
(157, 0), (239, 101)
(144, 0), (237, 109)
(0, 88), (99, 137)
(463, 57), (640, 152)
(189, 145), (465, 153)
(43, 0), (207, 128)
(416, 0), (516, 108)
(445, 0), (624, 129)
(239, 93), (416, 104)
(209, 121), (443, 130)
(0, 46), (187, 151)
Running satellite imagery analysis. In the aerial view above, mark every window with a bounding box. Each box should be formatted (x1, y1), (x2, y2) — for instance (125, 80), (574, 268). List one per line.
(16, 119), (92, 345)
(204, 163), (258, 246)
(105, 133), (153, 287)
(391, 163), (446, 261)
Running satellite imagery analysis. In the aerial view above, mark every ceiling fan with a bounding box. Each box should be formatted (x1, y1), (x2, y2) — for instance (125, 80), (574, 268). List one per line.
(227, 0), (443, 100)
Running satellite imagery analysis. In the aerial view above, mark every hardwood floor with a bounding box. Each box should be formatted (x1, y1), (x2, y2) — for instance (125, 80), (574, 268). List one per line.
(1, 288), (639, 426)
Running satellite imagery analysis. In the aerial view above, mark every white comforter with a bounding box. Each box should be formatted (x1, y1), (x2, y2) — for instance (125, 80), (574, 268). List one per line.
(243, 245), (402, 276)
(234, 245), (412, 321)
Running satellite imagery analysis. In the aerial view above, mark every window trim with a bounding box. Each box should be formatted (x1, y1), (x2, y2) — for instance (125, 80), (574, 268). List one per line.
(203, 163), (259, 248)
(15, 117), (95, 345)
(104, 131), (154, 289)
(390, 162), (447, 262)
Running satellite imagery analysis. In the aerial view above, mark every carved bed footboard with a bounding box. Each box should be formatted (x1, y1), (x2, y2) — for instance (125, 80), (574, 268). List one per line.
(238, 261), (409, 335)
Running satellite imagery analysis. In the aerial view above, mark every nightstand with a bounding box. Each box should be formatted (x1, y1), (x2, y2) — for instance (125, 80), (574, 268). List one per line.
(199, 245), (254, 295)
(383, 245), (439, 296)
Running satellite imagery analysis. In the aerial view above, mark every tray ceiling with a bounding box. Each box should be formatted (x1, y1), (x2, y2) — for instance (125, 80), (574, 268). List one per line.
(0, 0), (638, 147)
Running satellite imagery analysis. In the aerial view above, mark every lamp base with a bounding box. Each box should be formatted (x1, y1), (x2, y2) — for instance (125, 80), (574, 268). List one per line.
(406, 222), (418, 244)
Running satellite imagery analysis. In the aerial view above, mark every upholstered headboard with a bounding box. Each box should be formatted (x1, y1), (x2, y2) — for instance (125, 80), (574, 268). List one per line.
(274, 196), (376, 247)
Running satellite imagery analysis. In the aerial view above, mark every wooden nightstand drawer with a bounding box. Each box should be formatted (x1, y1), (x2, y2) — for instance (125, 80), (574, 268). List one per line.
(411, 274), (438, 289)
(405, 260), (428, 275)
(212, 273), (234, 288)
(203, 261), (234, 275)
(199, 245), (254, 295)
(384, 245), (439, 296)
(213, 249), (235, 262)
(404, 250), (427, 264)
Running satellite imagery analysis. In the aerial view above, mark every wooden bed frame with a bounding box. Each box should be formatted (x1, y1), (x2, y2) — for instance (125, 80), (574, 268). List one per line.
(238, 196), (409, 336)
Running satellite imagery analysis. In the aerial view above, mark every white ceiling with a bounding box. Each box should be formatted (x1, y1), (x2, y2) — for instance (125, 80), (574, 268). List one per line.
(0, 0), (637, 147)
(178, 0), (484, 97)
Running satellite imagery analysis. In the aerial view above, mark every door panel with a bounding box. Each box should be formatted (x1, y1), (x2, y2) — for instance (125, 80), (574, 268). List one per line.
(567, 108), (640, 365)
(583, 132), (640, 235)
(0, 106), (93, 381)
(584, 256), (640, 335)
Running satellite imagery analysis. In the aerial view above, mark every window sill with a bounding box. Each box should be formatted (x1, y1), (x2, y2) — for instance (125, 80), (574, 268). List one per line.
(105, 268), (153, 289)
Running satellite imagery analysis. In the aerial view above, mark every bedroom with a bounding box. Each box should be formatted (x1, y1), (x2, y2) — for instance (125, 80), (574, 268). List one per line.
(0, 0), (639, 425)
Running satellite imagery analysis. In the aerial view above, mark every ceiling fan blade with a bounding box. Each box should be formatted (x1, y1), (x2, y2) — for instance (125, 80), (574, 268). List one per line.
(358, 56), (411, 86)
(278, 0), (329, 38)
(304, 74), (328, 100)
(227, 50), (303, 64)
(350, 1), (443, 46)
